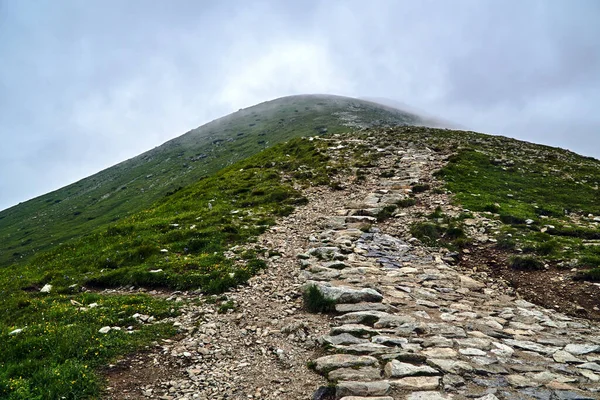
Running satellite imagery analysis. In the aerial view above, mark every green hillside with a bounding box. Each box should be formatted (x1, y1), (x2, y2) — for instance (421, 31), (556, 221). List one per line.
(0, 95), (421, 269)
(1, 95), (598, 400)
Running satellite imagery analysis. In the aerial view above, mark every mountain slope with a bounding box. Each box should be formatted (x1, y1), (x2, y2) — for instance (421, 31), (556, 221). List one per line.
(1, 95), (599, 399)
(0, 95), (423, 268)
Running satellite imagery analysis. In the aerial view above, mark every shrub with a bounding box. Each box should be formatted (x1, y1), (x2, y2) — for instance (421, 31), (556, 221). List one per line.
(397, 198), (416, 208)
(410, 222), (442, 245)
(573, 267), (600, 282)
(303, 285), (335, 313)
(509, 256), (544, 271)
(377, 205), (397, 222)
(411, 184), (431, 193)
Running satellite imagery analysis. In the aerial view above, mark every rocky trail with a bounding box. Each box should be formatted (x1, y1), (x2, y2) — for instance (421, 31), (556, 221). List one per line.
(104, 133), (600, 400)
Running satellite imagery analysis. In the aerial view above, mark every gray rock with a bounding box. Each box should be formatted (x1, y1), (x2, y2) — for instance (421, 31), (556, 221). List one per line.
(407, 391), (453, 400)
(371, 335), (408, 346)
(506, 374), (540, 388)
(306, 281), (383, 304)
(335, 302), (389, 313)
(322, 333), (370, 346)
(313, 354), (378, 373)
(426, 359), (473, 374)
(564, 344), (600, 356)
(389, 376), (440, 390)
(554, 391), (595, 400)
(383, 360), (440, 378)
(335, 380), (390, 398)
(577, 362), (600, 372)
(330, 324), (380, 337)
(503, 339), (560, 355)
(422, 348), (458, 359)
(553, 350), (584, 364)
(328, 366), (382, 381)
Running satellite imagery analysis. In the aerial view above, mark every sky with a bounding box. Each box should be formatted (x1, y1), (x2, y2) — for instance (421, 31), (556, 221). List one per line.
(1, 0), (599, 211)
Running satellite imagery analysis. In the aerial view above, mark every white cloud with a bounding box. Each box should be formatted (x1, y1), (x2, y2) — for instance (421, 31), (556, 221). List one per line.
(217, 40), (356, 110)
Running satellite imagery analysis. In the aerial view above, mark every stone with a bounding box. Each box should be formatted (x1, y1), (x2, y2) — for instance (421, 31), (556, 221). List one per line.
(459, 348), (487, 356)
(371, 335), (408, 346)
(426, 359), (473, 374)
(554, 391), (595, 400)
(553, 350), (584, 364)
(506, 374), (539, 388)
(407, 391), (453, 400)
(8, 328), (23, 335)
(475, 395), (500, 400)
(313, 354), (378, 373)
(322, 333), (369, 346)
(422, 348), (458, 359)
(459, 275), (486, 290)
(422, 336), (453, 348)
(577, 369), (599, 381)
(503, 339), (560, 355)
(564, 344), (600, 356)
(335, 381), (390, 398)
(40, 284), (52, 293)
(328, 366), (382, 381)
(389, 376), (440, 390)
(339, 397), (393, 400)
(306, 281), (383, 304)
(335, 303), (389, 313)
(383, 360), (440, 378)
(330, 324), (380, 337)
(99, 326), (111, 334)
(577, 362), (600, 372)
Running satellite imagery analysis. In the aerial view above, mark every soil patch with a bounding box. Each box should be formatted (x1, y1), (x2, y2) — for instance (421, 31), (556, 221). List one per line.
(462, 243), (600, 321)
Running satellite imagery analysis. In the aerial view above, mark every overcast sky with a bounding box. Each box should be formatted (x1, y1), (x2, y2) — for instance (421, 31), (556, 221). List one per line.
(1, 0), (599, 211)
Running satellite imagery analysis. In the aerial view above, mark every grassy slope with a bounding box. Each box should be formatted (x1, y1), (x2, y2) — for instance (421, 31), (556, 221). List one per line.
(0, 95), (421, 269)
(0, 137), (336, 399)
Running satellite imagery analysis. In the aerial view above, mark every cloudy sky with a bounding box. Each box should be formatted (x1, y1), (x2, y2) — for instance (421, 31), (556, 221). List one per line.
(1, 0), (599, 211)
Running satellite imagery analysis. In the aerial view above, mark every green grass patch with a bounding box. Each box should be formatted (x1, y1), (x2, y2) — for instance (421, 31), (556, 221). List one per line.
(303, 285), (336, 313)
(509, 256), (544, 271)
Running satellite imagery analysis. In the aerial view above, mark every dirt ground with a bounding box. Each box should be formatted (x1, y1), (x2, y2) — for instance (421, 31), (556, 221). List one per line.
(462, 243), (600, 321)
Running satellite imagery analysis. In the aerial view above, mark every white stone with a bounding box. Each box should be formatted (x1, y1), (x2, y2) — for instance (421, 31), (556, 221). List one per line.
(40, 284), (52, 293)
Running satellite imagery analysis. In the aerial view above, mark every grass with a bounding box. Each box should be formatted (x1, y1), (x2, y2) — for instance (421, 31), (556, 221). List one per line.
(435, 144), (600, 283)
(0, 137), (335, 399)
(509, 256), (545, 271)
(0, 95), (421, 270)
(303, 285), (336, 313)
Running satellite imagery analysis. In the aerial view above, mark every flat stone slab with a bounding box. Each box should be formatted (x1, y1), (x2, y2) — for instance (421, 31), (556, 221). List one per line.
(335, 302), (390, 313)
(564, 344), (600, 355)
(426, 359), (473, 374)
(328, 366), (382, 381)
(389, 376), (440, 391)
(503, 339), (560, 355)
(314, 354), (378, 373)
(336, 380), (390, 398)
(306, 281), (383, 304)
(330, 324), (381, 337)
(384, 360), (440, 378)
(407, 391), (455, 400)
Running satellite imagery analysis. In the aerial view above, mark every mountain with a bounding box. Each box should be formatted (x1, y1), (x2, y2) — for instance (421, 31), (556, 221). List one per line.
(0, 94), (423, 269)
(1, 95), (599, 400)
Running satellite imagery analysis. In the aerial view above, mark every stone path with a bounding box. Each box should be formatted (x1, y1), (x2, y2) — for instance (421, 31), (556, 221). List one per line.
(106, 131), (600, 400)
(300, 136), (600, 400)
